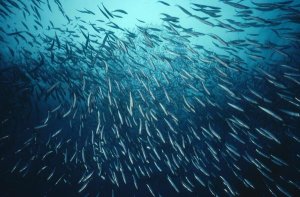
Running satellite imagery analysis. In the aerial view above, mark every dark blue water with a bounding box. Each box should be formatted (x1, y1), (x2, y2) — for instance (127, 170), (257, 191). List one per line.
(1, 0), (300, 196)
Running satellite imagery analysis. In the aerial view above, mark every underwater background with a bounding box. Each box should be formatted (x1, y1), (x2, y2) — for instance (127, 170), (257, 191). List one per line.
(0, 0), (300, 196)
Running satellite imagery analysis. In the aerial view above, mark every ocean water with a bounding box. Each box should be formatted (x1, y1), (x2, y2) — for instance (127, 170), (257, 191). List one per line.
(0, 0), (299, 196)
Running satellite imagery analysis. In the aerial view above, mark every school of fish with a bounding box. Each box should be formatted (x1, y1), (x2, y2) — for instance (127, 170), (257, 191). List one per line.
(0, 0), (299, 196)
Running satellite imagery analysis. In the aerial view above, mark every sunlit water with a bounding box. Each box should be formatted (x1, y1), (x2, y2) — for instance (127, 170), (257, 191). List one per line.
(0, 1), (300, 196)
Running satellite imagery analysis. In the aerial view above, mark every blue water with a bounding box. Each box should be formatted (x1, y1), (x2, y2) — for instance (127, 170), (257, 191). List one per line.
(0, 0), (300, 196)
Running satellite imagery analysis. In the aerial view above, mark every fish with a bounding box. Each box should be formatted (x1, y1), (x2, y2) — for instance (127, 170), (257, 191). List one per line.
(167, 175), (179, 193)
(157, 1), (170, 6)
(0, 1), (299, 197)
(258, 106), (283, 122)
(102, 3), (114, 18)
(112, 9), (128, 15)
(77, 8), (95, 15)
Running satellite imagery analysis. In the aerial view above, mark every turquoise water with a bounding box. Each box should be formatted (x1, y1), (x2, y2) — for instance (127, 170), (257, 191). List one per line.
(0, 0), (300, 196)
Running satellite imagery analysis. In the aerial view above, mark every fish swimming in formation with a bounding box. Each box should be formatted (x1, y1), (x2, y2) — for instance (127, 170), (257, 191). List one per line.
(0, 0), (299, 197)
